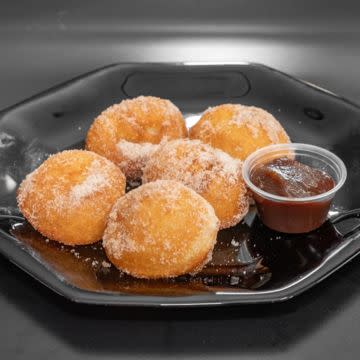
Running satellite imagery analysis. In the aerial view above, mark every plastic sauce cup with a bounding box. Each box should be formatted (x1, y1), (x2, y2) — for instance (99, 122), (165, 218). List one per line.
(242, 143), (347, 233)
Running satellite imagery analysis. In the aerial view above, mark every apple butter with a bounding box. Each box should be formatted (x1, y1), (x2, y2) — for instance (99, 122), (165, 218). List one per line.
(250, 157), (335, 233)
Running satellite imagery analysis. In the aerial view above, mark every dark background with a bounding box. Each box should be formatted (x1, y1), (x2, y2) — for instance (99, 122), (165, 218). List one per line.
(1, 0), (360, 358)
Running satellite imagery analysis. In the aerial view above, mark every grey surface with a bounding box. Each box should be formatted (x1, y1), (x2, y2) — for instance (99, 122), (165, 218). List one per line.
(1, 0), (360, 358)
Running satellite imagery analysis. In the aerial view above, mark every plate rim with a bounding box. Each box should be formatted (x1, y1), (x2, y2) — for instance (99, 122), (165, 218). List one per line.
(1, 61), (360, 115)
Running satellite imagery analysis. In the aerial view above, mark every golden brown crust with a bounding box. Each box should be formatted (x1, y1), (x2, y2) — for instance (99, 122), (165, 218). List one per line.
(17, 150), (126, 245)
(85, 96), (187, 179)
(189, 104), (290, 161)
(102, 180), (219, 279)
(142, 139), (249, 229)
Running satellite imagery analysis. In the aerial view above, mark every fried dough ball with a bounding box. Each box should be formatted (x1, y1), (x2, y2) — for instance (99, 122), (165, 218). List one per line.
(189, 104), (290, 161)
(142, 139), (249, 229)
(103, 180), (219, 279)
(17, 150), (126, 245)
(86, 96), (187, 179)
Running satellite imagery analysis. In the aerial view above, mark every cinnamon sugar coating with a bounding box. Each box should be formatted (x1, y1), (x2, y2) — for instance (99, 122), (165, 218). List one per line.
(189, 104), (290, 161)
(143, 139), (250, 229)
(85, 96), (187, 179)
(17, 150), (126, 245)
(103, 180), (219, 279)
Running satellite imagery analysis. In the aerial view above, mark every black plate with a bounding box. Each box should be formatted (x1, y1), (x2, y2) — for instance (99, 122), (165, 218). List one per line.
(1, 62), (360, 307)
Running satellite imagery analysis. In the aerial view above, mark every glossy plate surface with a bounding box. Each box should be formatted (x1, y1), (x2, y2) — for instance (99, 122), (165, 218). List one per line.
(0, 63), (360, 307)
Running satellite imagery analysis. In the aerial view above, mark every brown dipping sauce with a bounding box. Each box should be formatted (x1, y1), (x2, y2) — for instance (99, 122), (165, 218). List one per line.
(250, 157), (335, 233)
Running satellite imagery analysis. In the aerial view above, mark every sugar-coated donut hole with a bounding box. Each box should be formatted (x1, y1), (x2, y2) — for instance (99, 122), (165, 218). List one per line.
(17, 150), (126, 245)
(189, 104), (290, 161)
(142, 139), (250, 229)
(103, 180), (219, 279)
(85, 96), (187, 179)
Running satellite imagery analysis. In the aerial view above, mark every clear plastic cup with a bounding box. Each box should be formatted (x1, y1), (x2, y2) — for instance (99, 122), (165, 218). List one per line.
(242, 143), (347, 233)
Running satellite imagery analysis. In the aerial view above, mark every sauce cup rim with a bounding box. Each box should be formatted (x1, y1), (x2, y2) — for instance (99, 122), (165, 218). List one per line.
(242, 143), (347, 203)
